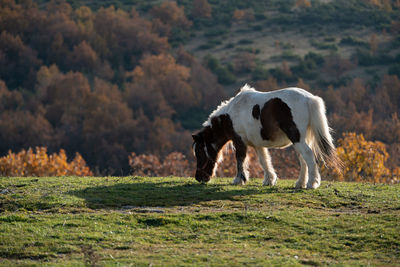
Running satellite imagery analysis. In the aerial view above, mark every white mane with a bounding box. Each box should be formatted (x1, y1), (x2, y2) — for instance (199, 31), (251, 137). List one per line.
(239, 83), (256, 93)
(203, 84), (256, 127)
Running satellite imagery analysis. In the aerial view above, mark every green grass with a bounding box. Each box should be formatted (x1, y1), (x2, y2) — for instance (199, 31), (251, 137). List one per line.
(0, 177), (399, 266)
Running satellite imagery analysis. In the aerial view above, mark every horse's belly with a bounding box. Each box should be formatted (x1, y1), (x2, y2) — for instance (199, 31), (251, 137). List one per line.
(245, 128), (292, 149)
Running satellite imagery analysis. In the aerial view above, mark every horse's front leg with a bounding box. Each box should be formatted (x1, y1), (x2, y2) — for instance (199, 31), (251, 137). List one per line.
(232, 138), (249, 185)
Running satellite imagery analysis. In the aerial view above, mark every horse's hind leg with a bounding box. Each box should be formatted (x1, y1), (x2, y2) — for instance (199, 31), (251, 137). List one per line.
(293, 141), (321, 189)
(232, 140), (249, 185)
(255, 147), (277, 186)
(295, 152), (308, 189)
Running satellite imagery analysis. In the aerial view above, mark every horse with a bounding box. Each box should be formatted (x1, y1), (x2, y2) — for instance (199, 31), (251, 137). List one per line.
(192, 84), (341, 189)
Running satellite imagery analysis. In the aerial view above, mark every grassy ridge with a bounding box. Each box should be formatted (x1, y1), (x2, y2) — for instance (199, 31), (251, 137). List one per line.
(0, 176), (399, 266)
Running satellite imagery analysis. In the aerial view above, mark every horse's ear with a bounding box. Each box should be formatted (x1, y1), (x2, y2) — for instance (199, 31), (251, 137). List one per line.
(211, 116), (221, 127)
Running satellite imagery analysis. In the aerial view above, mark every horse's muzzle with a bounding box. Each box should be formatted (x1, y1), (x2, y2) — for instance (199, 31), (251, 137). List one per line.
(195, 170), (211, 183)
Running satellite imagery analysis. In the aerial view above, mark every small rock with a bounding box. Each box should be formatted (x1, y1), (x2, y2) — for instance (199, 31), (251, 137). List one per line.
(0, 189), (12, 194)
(121, 205), (137, 210)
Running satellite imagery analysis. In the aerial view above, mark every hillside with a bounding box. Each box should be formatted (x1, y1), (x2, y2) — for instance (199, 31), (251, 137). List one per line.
(0, 0), (400, 175)
(0, 176), (399, 265)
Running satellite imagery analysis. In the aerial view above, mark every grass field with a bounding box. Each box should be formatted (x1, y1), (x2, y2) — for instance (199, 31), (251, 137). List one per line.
(0, 176), (399, 266)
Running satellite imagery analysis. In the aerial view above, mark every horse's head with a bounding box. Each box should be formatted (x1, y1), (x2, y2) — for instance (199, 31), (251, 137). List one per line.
(192, 128), (219, 183)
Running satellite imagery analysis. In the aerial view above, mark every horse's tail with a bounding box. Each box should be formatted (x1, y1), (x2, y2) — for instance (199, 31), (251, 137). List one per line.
(306, 96), (342, 172)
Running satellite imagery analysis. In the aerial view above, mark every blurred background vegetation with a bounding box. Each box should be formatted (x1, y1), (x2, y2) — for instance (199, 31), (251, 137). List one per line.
(0, 0), (400, 179)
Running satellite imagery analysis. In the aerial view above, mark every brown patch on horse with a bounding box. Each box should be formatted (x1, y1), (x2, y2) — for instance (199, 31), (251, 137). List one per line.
(211, 114), (245, 145)
(252, 104), (260, 120)
(260, 98), (300, 143)
(211, 114), (247, 182)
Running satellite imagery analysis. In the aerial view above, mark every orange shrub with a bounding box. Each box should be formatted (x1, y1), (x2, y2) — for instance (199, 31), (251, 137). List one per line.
(129, 152), (193, 177)
(215, 144), (264, 178)
(322, 133), (392, 183)
(0, 147), (93, 177)
(391, 167), (400, 184)
(129, 152), (162, 177)
(215, 144), (298, 179)
(129, 133), (399, 184)
(129, 144), (298, 180)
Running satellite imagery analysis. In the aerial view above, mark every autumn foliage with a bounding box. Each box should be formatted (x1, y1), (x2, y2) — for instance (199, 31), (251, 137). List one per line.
(129, 152), (192, 177)
(0, 147), (93, 177)
(129, 144), (298, 180)
(322, 133), (397, 184)
(130, 133), (399, 184)
(0, 1), (223, 175)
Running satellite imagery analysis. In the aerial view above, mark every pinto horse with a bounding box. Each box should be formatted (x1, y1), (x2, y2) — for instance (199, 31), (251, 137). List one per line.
(192, 84), (341, 189)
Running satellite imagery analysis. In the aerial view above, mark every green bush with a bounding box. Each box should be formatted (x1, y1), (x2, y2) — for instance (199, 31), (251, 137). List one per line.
(235, 47), (260, 54)
(271, 50), (301, 61)
(225, 42), (235, 49)
(251, 66), (269, 81)
(204, 55), (236, 85)
(252, 25), (263, 31)
(304, 52), (324, 66)
(310, 40), (338, 51)
(324, 36), (336, 42)
(237, 39), (254, 45)
(204, 55), (219, 71)
(170, 27), (191, 47)
(340, 36), (369, 48)
(215, 67), (236, 85)
(254, 13), (266, 20)
(388, 64), (400, 78)
(269, 68), (296, 83)
(296, 0), (392, 29)
(198, 43), (215, 50)
(353, 49), (395, 66)
(290, 52), (324, 80)
(204, 27), (229, 38)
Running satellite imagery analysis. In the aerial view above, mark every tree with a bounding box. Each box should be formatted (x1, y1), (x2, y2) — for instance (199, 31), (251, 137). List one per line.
(340, 78), (368, 110)
(150, 1), (192, 30)
(0, 31), (41, 90)
(233, 52), (256, 74)
(369, 33), (379, 55)
(69, 41), (98, 72)
(297, 78), (311, 92)
(81, 78), (138, 174)
(323, 54), (355, 80)
(0, 110), (54, 154)
(232, 9), (255, 22)
(295, 0), (311, 8)
(255, 77), (279, 92)
(374, 75), (400, 118)
(93, 6), (169, 69)
(126, 53), (194, 115)
(0, 80), (23, 111)
(374, 113), (400, 144)
(192, 0), (212, 18)
(280, 61), (292, 77)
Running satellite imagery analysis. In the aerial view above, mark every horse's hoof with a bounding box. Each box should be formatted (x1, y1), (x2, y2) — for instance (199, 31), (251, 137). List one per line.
(232, 178), (246, 185)
(232, 174), (248, 185)
(295, 182), (306, 189)
(262, 173), (278, 186)
(263, 179), (277, 186)
(306, 182), (320, 189)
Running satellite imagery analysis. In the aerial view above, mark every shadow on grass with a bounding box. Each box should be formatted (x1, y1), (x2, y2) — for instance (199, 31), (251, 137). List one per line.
(69, 181), (263, 209)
